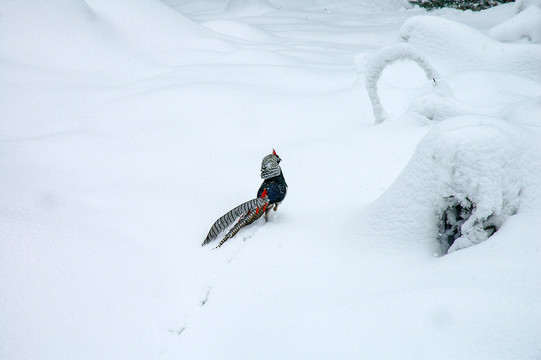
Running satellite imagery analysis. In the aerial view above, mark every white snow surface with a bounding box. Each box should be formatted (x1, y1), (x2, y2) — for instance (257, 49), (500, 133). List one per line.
(1, 1), (541, 359)
(515, 0), (541, 12)
(399, 14), (541, 78)
(489, 4), (541, 43)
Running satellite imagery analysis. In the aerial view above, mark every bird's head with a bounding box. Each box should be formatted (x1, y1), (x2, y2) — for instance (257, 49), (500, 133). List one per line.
(261, 149), (282, 179)
(272, 149), (282, 164)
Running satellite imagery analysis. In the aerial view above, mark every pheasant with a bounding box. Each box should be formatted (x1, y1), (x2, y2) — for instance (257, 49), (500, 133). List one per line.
(202, 150), (287, 248)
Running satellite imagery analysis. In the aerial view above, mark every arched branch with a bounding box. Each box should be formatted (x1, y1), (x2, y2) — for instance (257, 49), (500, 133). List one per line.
(365, 43), (450, 125)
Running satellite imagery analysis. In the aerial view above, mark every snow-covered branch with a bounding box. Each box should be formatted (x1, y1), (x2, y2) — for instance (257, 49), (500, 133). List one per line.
(365, 43), (450, 124)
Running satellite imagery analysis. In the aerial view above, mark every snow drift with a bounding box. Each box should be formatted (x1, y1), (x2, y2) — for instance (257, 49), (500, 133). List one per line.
(0, 0), (233, 72)
(399, 15), (541, 78)
(488, 4), (541, 43)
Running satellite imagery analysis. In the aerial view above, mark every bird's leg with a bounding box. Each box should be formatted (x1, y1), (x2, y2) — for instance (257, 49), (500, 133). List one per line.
(264, 207), (271, 222)
(265, 203), (280, 222)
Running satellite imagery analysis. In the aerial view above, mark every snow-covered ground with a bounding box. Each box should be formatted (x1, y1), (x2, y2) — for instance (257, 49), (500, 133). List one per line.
(1, 0), (540, 359)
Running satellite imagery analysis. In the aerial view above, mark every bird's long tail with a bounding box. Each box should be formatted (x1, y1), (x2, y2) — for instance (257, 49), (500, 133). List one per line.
(202, 190), (268, 247)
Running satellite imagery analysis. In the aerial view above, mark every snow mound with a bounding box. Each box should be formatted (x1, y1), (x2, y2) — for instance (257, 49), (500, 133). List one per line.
(399, 16), (541, 78)
(360, 116), (524, 254)
(0, 0), (232, 72)
(0, 0), (127, 71)
(86, 0), (234, 64)
(488, 5), (541, 43)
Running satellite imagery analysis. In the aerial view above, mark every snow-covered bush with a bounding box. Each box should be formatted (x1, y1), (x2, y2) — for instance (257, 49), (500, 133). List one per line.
(438, 196), (499, 251)
(360, 117), (523, 254)
(408, 0), (514, 11)
(432, 118), (523, 253)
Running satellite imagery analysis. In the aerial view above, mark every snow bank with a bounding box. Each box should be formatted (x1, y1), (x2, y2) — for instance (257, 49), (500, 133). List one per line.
(399, 15), (541, 78)
(488, 5), (541, 43)
(360, 116), (524, 254)
(87, 0), (234, 62)
(0, 0), (232, 72)
(0, 0), (130, 72)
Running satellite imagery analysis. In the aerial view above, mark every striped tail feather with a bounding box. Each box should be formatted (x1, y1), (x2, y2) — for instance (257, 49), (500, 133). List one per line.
(216, 202), (268, 248)
(202, 197), (267, 246)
